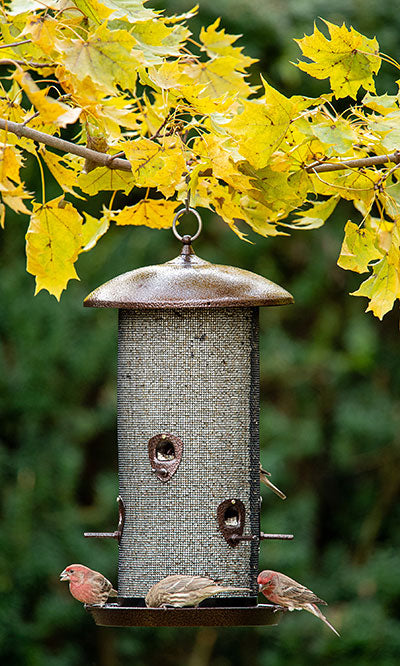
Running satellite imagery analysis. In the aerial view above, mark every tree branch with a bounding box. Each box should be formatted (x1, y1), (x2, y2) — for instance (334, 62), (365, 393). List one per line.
(306, 151), (400, 173)
(1, 116), (400, 177)
(0, 118), (132, 171)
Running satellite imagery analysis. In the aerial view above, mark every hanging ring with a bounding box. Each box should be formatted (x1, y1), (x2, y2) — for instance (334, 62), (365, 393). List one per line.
(172, 207), (202, 242)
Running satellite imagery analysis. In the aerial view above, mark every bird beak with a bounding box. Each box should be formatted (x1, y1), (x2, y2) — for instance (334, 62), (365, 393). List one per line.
(60, 569), (69, 581)
(258, 583), (264, 592)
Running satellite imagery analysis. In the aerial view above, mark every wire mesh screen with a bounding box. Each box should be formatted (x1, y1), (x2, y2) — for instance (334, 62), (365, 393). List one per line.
(117, 307), (260, 599)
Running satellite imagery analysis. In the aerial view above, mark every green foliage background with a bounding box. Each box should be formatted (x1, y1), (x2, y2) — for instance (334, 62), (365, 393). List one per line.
(1, 1), (400, 664)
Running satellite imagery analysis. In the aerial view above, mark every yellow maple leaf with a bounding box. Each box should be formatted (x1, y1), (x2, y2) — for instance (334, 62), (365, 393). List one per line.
(135, 91), (169, 136)
(101, 0), (157, 22)
(192, 134), (253, 191)
(78, 167), (135, 196)
(350, 224), (400, 318)
(244, 162), (309, 219)
(367, 110), (400, 153)
(362, 91), (399, 116)
(200, 18), (257, 70)
(14, 70), (82, 127)
(183, 56), (255, 99)
(81, 211), (110, 251)
(72, 0), (113, 25)
(194, 177), (249, 240)
(319, 168), (379, 214)
(0, 145), (31, 214)
(351, 256), (399, 319)
(0, 145), (23, 184)
(308, 117), (358, 156)
(59, 24), (140, 94)
(105, 199), (179, 229)
(26, 197), (84, 300)
(338, 221), (383, 273)
(40, 148), (84, 197)
(55, 66), (140, 138)
(179, 86), (233, 115)
(123, 136), (186, 197)
(226, 76), (294, 169)
(239, 195), (287, 237)
(147, 61), (188, 90)
(295, 20), (380, 99)
(0, 172), (32, 212)
(23, 15), (59, 55)
(131, 19), (190, 58)
(281, 194), (340, 230)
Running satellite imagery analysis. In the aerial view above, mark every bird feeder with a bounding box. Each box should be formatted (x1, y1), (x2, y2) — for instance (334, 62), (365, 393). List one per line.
(83, 208), (294, 627)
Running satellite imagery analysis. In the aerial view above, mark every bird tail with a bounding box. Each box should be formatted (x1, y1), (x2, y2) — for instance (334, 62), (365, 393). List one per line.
(109, 588), (118, 597)
(260, 470), (287, 500)
(306, 603), (340, 637)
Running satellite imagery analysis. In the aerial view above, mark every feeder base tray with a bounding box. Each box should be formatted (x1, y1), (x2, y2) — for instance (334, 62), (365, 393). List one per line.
(87, 603), (282, 627)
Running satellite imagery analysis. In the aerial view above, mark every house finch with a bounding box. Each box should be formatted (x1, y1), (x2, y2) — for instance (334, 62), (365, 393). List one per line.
(60, 564), (118, 606)
(260, 463), (286, 500)
(145, 575), (250, 608)
(258, 570), (339, 636)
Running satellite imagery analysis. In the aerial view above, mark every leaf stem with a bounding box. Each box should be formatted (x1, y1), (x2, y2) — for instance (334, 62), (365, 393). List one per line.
(35, 150), (46, 204)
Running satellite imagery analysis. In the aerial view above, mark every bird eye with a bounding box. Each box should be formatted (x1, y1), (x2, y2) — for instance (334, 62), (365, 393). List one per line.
(69, 569), (74, 574)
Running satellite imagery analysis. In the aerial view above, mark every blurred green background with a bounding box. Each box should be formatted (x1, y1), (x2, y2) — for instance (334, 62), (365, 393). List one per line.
(1, 1), (400, 664)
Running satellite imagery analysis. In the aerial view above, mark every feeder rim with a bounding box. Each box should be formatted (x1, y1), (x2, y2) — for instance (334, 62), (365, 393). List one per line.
(84, 245), (294, 309)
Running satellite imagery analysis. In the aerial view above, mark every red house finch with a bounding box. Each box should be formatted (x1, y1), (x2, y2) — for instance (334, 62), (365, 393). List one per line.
(145, 575), (250, 608)
(258, 570), (339, 636)
(260, 463), (286, 500)
(60, 564), (118, 606)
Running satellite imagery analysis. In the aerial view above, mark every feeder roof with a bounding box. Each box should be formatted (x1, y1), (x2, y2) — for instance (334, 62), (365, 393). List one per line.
(84, 245), (294, 309)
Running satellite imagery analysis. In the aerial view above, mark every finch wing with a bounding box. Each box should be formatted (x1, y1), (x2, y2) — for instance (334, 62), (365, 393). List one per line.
(281, 583), (326, 606)
(92, 572), (113, 595)
(161, 575), (216, 593)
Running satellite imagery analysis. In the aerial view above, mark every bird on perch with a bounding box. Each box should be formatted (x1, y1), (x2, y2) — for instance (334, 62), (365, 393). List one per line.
(145, 574), (250, 608)
(259, 463), (286, 500)
(60, 564), (118, 606)
(258, 569), (339, 636)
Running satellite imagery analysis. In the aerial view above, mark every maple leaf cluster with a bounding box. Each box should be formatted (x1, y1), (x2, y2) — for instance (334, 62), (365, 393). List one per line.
(0, 1), (400, 319)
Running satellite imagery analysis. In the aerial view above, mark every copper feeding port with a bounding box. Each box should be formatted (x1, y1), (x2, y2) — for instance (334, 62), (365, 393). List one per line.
(148, 433), (183, 482)
(217, 499), (247, 547)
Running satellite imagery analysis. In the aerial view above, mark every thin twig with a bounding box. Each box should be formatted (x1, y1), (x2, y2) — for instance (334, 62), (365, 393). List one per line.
(106, 150), (126, 164)
(306, 151), (400, 173)
(150, 111), (173, 140)
(0, 39), (31, 50)
(22, 111), (40, 126)
(0, 117), (132, 171)
(0, 58), (55, 68)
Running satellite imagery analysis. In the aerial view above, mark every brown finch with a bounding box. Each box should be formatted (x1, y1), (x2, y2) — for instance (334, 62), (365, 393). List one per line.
(145, 575), (250, 608)
(60, 564), (118, 606)
(260, 463), (286, 500)
(258, 570), (339, 636)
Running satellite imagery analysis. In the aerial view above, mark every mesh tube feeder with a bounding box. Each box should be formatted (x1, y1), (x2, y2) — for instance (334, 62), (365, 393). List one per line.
(83, 209), (294, 627)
